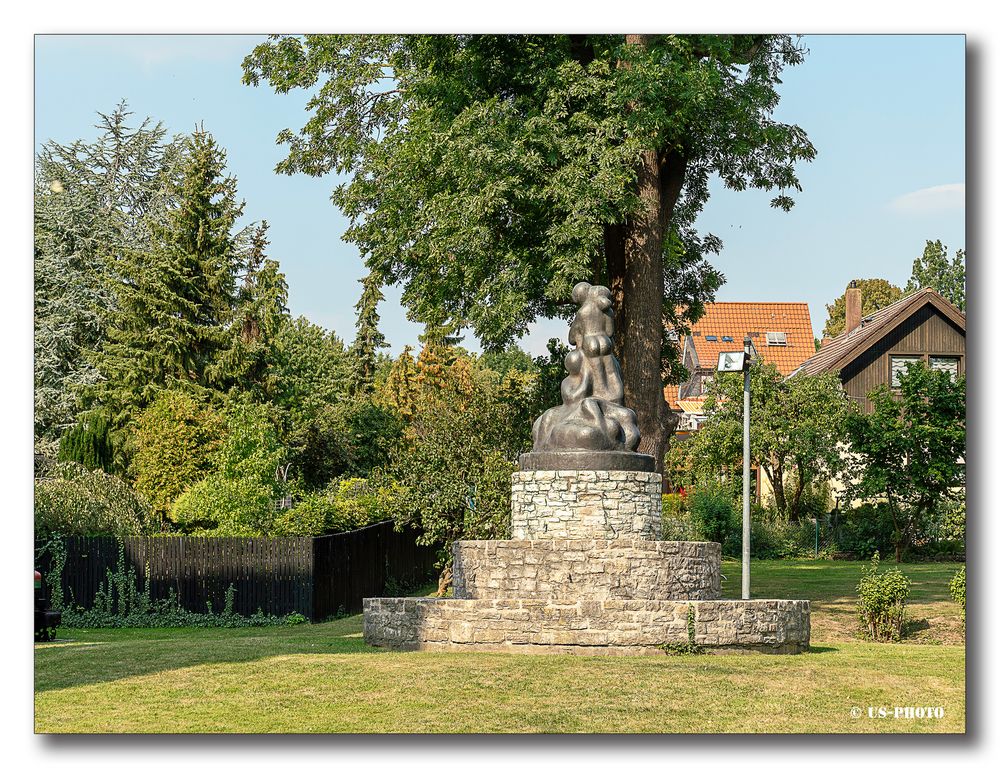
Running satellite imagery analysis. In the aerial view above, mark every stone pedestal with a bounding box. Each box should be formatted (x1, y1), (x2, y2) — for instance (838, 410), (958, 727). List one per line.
(363, 467), (811, 655)
(510, 470), (661, 540)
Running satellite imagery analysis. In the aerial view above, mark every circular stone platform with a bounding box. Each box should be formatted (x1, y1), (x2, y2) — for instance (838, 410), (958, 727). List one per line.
(453, 539), (721, 601)
(363, 597), (811, 655)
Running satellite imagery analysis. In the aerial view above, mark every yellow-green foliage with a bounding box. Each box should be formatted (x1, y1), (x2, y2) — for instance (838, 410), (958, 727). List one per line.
(949, 566), (965, 620)
(273, 478), (398, 537)
(130, 390), (224, 516)
(35, 463), (155, 538)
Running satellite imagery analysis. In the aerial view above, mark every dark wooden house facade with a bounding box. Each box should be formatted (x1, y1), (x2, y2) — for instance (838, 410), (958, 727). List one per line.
(793, 287), (965, 412)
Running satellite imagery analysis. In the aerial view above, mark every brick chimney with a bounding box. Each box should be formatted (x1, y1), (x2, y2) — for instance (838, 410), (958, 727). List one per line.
(845, 280), (862, 334)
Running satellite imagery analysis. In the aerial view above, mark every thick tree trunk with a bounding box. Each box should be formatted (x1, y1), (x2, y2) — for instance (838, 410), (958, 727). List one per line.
(604, 35), (687, 482)
(769, 459), (787, 517)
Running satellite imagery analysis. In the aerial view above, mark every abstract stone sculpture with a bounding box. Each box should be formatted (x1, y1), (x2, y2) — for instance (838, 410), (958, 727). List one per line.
(522, 281), (654, 472)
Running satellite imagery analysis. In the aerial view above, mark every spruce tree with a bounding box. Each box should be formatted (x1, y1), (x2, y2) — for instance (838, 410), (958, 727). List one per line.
(349, 272), (388, 393)
(213, 221), (290, 398)
(94, 128), (244, 424)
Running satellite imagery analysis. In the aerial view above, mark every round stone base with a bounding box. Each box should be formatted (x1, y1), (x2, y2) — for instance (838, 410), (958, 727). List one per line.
(363, 597), (811, 655)
(453, 539), (721, 601)
(511, 470), (662, 540)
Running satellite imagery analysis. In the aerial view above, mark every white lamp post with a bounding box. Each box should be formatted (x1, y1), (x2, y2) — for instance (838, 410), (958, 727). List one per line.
(717, 337), (756, 600)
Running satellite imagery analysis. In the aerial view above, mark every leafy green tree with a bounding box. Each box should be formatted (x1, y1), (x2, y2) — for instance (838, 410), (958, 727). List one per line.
(130, 390), (225, 517)
(171, 399), (287, 534)
(697, 362), (851, 521)
(270, 316), (353, 428)
(380, 345), (534, 572)
(906, 239), (965, 311)
(34, 103), (183, 454)
(243, 34), (816, 469)
(823, 278), (903, 338)
(844, 361), (966, 562)
(289, 398), (403, 490)
(350, 272), (388, 393)
(93, 128), (245, 423)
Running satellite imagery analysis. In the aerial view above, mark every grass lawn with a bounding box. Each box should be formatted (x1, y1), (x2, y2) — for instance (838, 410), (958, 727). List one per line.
(35, 559), (965, 734)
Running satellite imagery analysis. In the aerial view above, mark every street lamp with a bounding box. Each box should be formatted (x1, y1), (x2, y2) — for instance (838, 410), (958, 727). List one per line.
(717, 336), (756, 600)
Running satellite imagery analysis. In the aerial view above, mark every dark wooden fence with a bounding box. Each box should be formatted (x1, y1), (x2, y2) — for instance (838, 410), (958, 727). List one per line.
(35, 522), (437, 621)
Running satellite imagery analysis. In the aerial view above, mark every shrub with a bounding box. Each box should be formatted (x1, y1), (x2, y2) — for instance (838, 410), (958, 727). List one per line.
(662, 492), (686, 517)
(57, 412), (117, 473)
(35, 463), (155, 538)
(130, 390), (225, 516)
(171, 476), (275, 536)
(949, 565), (965, 622)
(856, 552), (911, 642)
(836, 503), (896, 559)
(688, 483), (738, 545)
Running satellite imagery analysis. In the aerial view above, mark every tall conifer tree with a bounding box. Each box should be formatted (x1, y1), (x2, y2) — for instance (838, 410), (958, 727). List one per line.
(350, 273), (388, 393)
(94, 128), (244, 423)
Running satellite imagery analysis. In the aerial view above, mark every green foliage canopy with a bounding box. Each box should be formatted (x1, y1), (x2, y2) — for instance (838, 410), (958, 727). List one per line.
(823, 278), (903, 338)
(906, 239), (966, 312)
(844, 361), (966, 562)
(130, 390), (225, 517)
(696, 363), (851, 521)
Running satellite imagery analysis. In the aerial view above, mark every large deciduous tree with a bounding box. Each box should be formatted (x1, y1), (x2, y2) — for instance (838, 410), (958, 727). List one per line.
(697, 362), (851, 521)
(242, 34), (816, 470)
(823, 278), (903, 338)
(906, 239), (965, 312)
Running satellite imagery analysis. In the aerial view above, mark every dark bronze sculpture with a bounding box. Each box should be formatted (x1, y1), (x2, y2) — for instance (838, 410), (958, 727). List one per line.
(520, 282), (654, 472)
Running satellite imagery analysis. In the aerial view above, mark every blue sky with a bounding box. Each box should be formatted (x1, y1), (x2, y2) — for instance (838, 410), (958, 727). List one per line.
(35, 34), (965, 355)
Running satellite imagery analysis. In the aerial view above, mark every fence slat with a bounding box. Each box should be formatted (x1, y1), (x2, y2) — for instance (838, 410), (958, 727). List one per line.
(35, 521), (436, 622)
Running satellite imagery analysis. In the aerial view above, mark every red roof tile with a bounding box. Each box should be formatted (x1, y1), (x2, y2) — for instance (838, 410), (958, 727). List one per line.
(684, 302), (815, 376)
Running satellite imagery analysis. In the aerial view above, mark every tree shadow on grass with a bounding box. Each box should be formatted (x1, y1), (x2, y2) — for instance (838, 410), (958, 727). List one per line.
(34, 613), (383, 694)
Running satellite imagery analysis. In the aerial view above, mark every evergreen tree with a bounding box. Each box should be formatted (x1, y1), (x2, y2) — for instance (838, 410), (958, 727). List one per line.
(350, 272), (388, 393)
(34, 102), (183, 454)
(57, 412), (117, 473)
(906, 240), (966, 311)
(214, 221), (290, 398)
(94, 128), (244, 423)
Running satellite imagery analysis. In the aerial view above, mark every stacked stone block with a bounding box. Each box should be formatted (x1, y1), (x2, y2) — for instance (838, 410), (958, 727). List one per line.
(510, 470), (662, 540)
(363, 468), (811, 655)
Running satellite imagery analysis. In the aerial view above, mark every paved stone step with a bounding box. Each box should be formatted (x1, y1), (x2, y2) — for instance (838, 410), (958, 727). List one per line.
(453, 539), (722, 601)
(364, 596), (811, 655)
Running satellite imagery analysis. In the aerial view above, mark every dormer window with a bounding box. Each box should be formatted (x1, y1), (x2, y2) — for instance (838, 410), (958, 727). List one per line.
(765, 332), (787, 346)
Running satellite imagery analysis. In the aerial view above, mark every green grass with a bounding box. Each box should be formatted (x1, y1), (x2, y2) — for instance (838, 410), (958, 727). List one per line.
(35, 560), (965, 734)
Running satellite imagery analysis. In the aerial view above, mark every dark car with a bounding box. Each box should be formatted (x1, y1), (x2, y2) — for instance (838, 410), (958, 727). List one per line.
(34, 570), (61, 642)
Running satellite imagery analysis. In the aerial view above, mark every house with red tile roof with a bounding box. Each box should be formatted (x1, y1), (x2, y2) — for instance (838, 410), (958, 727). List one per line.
(664, 302), (816, 433)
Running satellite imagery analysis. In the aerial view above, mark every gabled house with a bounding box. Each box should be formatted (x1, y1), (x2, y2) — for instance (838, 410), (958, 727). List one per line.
(664, 302), (816, 433)
(790, 286), (965, 411)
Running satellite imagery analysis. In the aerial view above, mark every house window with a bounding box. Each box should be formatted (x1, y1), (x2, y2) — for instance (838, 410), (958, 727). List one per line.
(890, 355), (923, 388)
(722, 335), (734, 342)
(929, 356), (961, 381)
(705, 335), (718, 341)
(765, 332), (787, 346)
